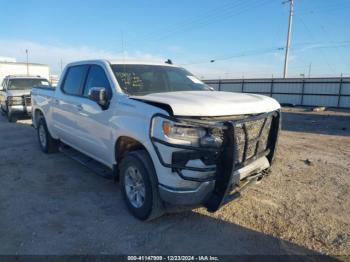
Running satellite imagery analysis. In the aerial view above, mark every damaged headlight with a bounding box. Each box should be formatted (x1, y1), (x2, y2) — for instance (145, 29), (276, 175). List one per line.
(162, 121), (206, 143)
(151, 116), (223, 147)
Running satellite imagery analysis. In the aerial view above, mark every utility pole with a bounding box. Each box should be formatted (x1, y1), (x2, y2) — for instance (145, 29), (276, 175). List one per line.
(25, 49), (29, 76)
(283, 0), (294, 78)
(308, 63), (312, 78)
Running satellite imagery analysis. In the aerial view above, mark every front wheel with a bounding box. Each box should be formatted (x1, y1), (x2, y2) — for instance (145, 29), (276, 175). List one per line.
(37, 117), (59, 153)
(7, 108), (16, 123)
(119, 150), (164, 221)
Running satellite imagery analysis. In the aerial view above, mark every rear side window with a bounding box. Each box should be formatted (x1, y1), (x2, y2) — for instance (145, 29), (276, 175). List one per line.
(62, 65), (89, 95)
(83, 65), (111, 97)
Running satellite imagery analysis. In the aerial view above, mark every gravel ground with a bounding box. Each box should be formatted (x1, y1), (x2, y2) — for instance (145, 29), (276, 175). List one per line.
(0, 107), (349, 256)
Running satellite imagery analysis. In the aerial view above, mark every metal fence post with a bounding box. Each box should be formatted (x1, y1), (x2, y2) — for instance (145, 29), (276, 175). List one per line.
(218, 79), (221, 91)
(241, 79), (245, 93)
(337, 76), (343, 107)
(300, 78), (305, 105)
(270, 78), (274, 97)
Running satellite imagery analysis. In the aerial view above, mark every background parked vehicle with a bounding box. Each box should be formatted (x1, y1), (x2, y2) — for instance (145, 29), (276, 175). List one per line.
(31, 59), (281, 220)
(0, 75), (50, 122)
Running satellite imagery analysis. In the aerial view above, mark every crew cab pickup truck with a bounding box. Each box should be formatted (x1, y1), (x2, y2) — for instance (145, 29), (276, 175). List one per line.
(0, 75), (50, 122)
(31, 60), (281, 220)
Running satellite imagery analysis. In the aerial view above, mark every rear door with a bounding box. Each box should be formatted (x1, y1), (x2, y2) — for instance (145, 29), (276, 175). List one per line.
(53, 65), (89, 147)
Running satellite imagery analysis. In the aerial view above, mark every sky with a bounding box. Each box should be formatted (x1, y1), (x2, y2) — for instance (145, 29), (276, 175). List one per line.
(0, 0), (349, 78)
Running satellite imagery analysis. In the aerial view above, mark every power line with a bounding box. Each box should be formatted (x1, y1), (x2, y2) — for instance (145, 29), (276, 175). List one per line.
(318, 24), (350, 70)
(292, 40), (350, 47)
(299, 2), (350, 15)
(125, 0), (247, 45)
(126, 0), (271, 49)
(140, 1), (246, 40)
(181, 46), (284, 66)
(156, 0), (270, 40)
(296, 15), (337, 75)
(179, 41), (350, 67)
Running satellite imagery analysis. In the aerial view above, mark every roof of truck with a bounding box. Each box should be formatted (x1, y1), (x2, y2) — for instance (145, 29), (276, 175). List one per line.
(66, 59), (179, 68)
(5, 75), (47, 79)
(108, 59), (177, 67)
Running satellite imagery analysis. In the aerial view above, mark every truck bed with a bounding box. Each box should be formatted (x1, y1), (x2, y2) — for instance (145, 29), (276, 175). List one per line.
(31, 86), (56, 125)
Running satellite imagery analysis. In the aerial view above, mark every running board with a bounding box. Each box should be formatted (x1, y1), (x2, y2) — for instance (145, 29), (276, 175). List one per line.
(59, 144), (114, 179)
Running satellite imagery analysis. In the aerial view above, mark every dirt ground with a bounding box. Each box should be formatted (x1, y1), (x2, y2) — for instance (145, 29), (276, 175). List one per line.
(0, 107), (349, 256)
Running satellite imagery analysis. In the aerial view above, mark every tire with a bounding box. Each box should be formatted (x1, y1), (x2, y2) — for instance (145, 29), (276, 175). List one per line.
(37, 117), (59, 154)
(7, 108), (16, 123)
(119, 150), (164, 221)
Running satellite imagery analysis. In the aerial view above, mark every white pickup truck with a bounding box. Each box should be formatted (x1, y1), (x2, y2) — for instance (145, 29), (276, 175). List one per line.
(31, 60), (281, 220)
(0, 75), (50, 122)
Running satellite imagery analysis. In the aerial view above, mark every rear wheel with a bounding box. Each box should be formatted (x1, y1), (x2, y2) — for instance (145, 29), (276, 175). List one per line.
(37, 117), (59, 153)
(119, 150), (164, 220)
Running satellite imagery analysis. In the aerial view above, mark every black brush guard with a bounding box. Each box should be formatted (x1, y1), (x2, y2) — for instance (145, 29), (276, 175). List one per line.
(151, 110), (281, 212)
(23, 95), (32, 113)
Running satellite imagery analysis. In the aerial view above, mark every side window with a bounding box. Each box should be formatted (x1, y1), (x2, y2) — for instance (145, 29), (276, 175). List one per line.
(62, 65), (89, 95)
(83, 65), (111, 98)
(2, 80), (7, 90)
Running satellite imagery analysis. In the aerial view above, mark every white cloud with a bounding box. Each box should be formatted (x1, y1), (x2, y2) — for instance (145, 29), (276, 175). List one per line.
(0, 39), (164, 75)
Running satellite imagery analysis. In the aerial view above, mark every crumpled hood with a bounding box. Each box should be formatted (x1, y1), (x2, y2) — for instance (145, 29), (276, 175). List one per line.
(132, 91), (280, 116)
(6, 90), (31, 97)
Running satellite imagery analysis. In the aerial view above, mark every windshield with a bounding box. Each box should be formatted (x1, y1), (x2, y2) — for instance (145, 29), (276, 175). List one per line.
(7, 78), (50, 90)
(111, 64), (211, 96)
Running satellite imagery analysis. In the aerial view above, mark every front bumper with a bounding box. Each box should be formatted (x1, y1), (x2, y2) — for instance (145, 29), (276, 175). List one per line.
(8, 105), (32, 115)
(158, 156), (270, 207)
(7, 95), (32, 115)
(152, 110), (281, 211)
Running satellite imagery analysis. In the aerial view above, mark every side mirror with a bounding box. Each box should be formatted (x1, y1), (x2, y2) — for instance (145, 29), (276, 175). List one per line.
(88, 87), (108, 108)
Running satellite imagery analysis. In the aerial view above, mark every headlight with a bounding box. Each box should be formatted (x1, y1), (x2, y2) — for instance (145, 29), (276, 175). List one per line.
(151, 116), (222, 147)
(7, 96), (23, 106)
(162, 121), (206, 143)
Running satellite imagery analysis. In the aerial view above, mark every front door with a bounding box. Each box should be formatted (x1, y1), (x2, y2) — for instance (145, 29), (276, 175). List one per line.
(72, 65), (114, 166)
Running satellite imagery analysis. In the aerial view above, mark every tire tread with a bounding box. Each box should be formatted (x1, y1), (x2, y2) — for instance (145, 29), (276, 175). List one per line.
(38, 117), (59, 153)
(120, 150), (164, 221)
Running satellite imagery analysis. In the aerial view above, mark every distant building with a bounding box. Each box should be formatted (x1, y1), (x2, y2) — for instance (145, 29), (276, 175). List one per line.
(0, 57), (17, 63)
(0, 61), (50, 83)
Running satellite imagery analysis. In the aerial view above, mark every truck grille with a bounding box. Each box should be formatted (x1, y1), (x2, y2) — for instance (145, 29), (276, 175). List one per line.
(233, 115), (272, 165)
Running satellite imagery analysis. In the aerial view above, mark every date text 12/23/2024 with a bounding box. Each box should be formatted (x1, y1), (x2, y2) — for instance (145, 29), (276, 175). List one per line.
(127, 256), (219, 261)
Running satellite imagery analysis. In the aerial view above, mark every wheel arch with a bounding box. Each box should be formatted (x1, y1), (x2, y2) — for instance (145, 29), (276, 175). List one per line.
(33, 108), (45, 128)
(114, 135), (158, 179)
(114, 136), (150, 164)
